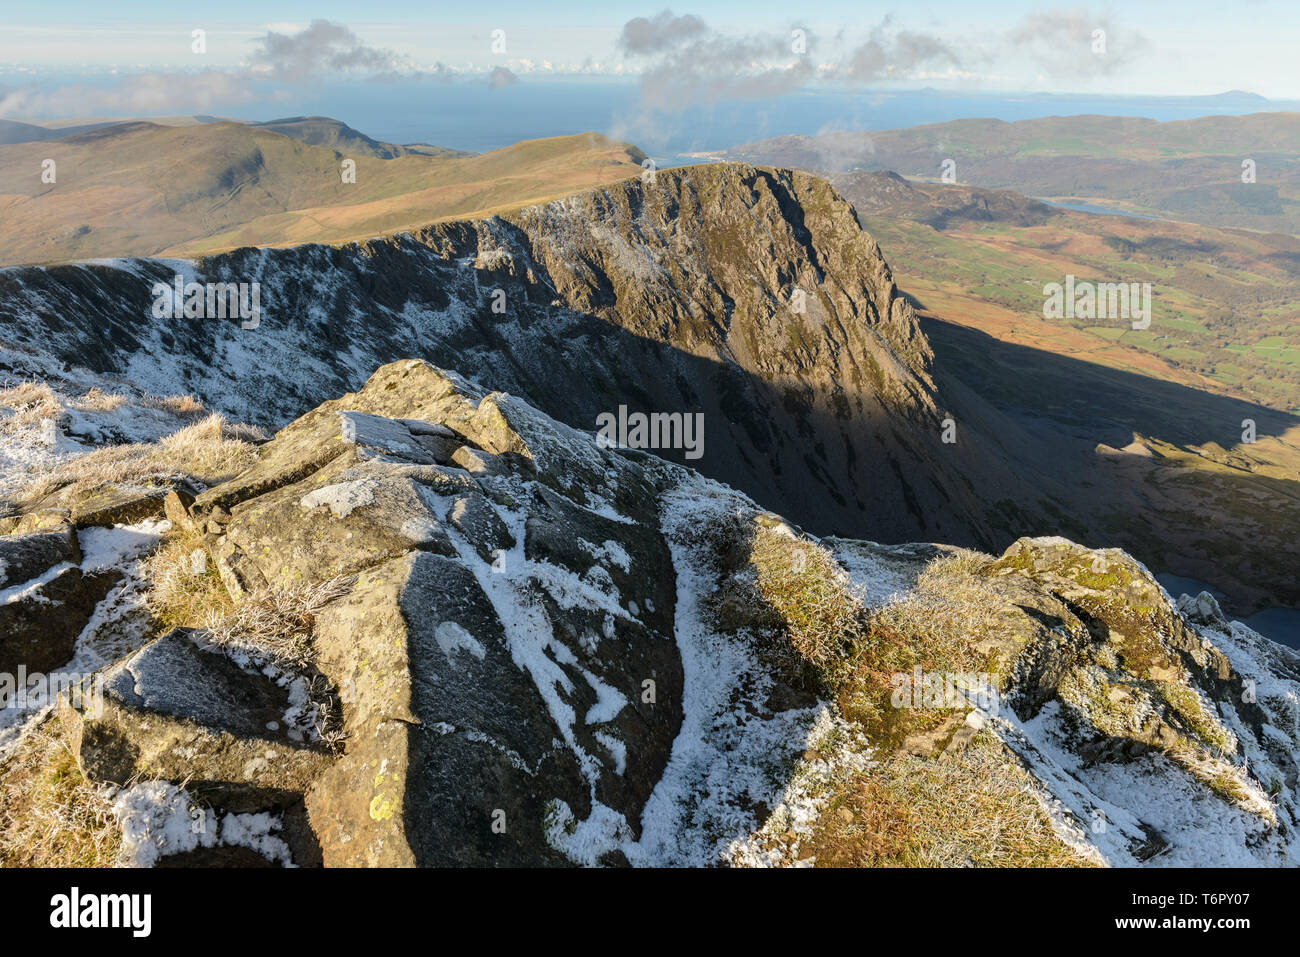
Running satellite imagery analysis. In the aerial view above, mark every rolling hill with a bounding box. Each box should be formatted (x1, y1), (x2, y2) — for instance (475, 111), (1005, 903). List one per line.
(0, 120), (645, 264)
(246, 116), (475, 159)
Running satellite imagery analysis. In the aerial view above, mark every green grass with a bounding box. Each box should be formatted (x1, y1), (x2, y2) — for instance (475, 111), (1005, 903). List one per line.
(856, 203), (1300, 412)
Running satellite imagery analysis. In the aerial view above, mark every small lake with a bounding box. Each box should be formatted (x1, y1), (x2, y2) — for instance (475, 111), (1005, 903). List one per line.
(1239, 609), (1300, 650)
(1157, 573), (1300, 650)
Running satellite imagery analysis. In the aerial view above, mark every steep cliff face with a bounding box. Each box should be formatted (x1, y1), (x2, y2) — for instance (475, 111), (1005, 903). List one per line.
(0, 164), (1028, 549)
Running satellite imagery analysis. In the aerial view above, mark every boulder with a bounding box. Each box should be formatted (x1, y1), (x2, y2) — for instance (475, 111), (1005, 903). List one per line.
(163, 488), (196, 529)
(1, 508), (72, 536)
(59, 628), (330, 815)
(306, 552), (595, 866)
(172, 360), (686, 865)
(210, 455), (472, 596)
(65, 484), (171, 527)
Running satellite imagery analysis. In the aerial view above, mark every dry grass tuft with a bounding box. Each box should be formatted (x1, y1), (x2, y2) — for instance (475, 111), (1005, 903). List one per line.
(14, 413), (263, 507)
(806, 732), (1098, 867)
(200, 577), (355, 670)
(703, 512), (1001, 747)
(197, 577), (355, 750)
(0, 718), (122, 868)
(142, 523), (236, 630)
(144, 524), (353, 671)
(0, 381), (208, 436)
(850, 548), (1004, 745)
(746, 525), (869, 690)
(142, 524), (352, 748)
(0, 381), (60, 433)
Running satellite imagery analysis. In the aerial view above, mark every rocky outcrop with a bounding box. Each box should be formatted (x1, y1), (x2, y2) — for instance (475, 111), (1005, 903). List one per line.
(60, 627), (330, 814)
(0, 358), (1295, 866)
(0, 490), (178, 696)
(55, 360), (686, 865)
(980, 538), (1297, 860)
(0, 566), (122, 682)
(0, 526), (78, 589)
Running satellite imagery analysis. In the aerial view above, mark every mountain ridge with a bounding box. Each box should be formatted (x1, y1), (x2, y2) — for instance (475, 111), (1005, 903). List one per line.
(717, 112), (1300, 235)
(1, 161), (1295, 618)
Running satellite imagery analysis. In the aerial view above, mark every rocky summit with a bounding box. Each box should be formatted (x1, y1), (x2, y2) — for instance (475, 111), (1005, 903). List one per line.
(2, 357), (1297, 867)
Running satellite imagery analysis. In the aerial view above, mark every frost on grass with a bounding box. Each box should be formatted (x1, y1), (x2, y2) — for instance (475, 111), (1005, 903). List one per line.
(9, 415), (262, 512)
(0, 719), (121, 867)
(0, 375), (215, 503)
(726, 709), (874, 868)
(199, 576), (354, 671)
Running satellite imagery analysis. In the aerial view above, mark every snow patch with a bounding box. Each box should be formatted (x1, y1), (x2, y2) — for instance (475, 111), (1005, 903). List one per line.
(112, 780), (295, 868)
(299, 479), (376, 518)
(435, 621), (487, 665)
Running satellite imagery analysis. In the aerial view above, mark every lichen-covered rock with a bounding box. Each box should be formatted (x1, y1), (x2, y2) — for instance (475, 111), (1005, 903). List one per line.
(976, 537), (1296, 861)
(190, 362), (477, 519)
(212, 456), (469, 595)
(5, 357), (1296, 869)
(64, 484), (172, 528)
(0, 508), (73, 536)
(306, 552), (596, 866)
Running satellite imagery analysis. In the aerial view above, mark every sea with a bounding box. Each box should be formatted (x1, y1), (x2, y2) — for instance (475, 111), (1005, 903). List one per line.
(6, 73), (1298, 164)
(264, 81), (1300, 164)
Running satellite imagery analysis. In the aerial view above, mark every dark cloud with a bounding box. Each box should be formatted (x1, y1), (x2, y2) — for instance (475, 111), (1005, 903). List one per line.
(248, 19), (397, 82)
(0, 21), (461, 117)
(617, 12), (958, 113)
(619, 13), (813, 111)
(842, 30), (960, 82)
(619, 11), (709, 54)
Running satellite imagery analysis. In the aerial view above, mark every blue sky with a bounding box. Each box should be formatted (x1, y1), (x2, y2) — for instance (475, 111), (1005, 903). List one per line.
(2, 2), (1298, 119)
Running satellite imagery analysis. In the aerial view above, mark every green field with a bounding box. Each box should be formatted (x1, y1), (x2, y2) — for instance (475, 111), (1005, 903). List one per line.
(844, 177), (1300, 413)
